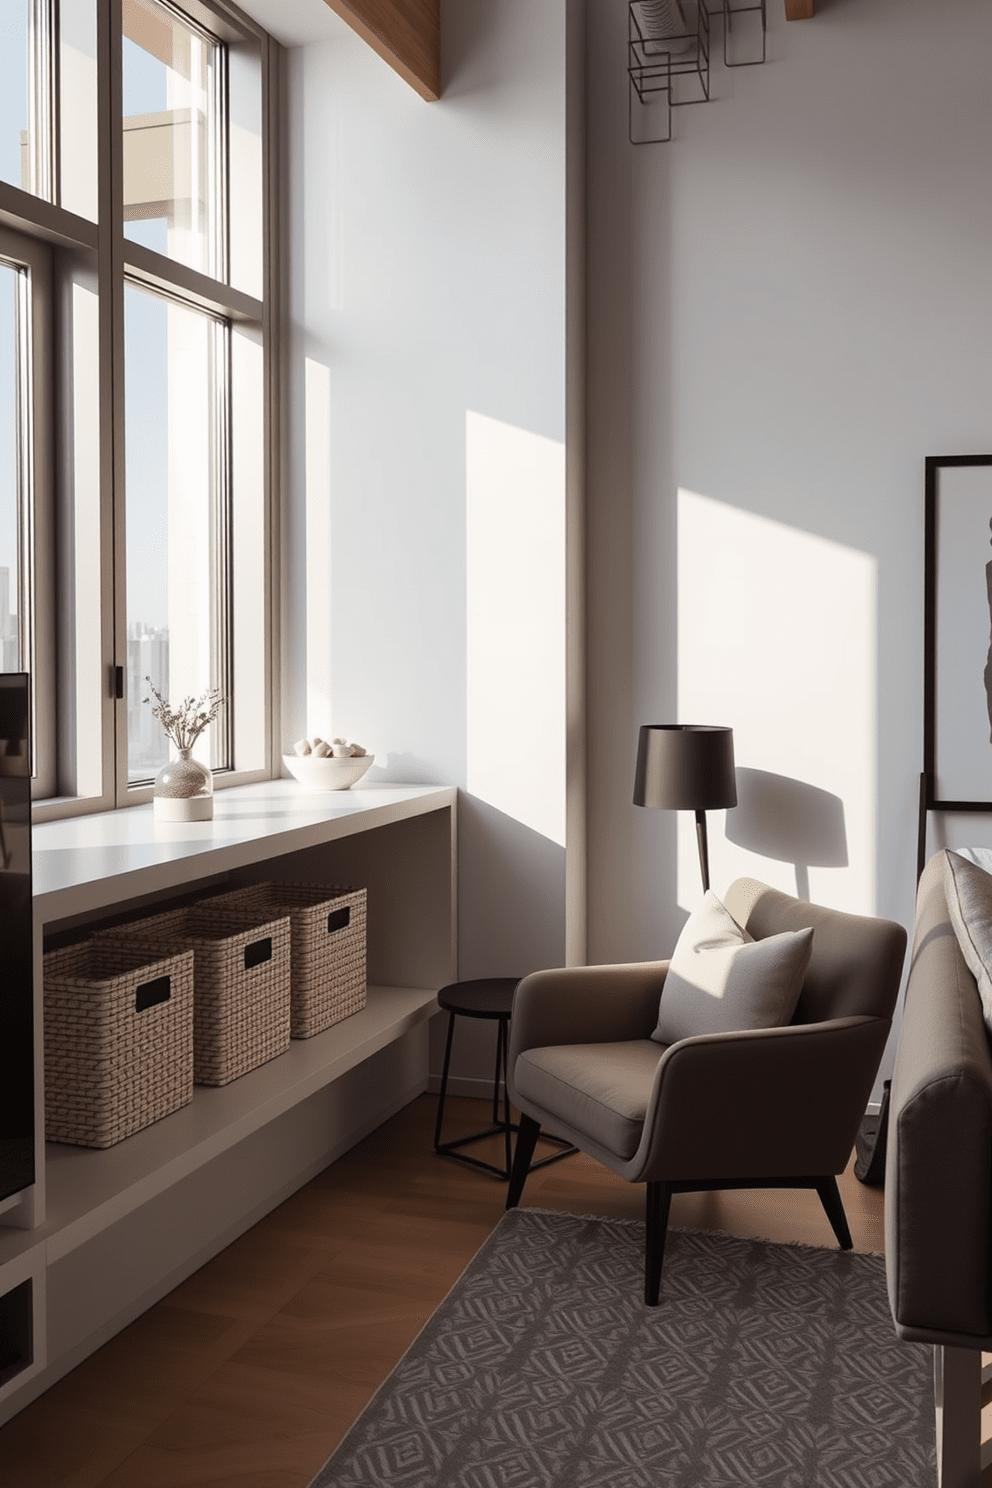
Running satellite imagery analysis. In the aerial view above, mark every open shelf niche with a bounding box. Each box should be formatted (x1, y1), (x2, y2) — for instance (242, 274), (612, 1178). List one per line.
(0, 780), (456, 1422)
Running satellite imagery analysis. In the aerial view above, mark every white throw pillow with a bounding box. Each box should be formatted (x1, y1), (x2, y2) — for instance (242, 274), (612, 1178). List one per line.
(941, 850), (992, 1034)
(652, 890), (813, 1045)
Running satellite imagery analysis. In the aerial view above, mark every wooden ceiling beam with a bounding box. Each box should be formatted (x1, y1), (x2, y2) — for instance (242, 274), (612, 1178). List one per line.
(322, 0), (441, 101)
(784, 0), (814, 16)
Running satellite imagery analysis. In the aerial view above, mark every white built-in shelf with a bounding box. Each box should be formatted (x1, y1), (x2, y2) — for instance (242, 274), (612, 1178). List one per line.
(6, 778), (456, 1262)
(33, 779), (457, 925)
(0, 778), (456, 1423)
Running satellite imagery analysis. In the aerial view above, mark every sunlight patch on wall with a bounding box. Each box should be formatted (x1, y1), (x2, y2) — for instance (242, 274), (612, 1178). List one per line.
(466, 411), (566, 847)
(677, 489), (877, 915)
(305, 357), (333, 740)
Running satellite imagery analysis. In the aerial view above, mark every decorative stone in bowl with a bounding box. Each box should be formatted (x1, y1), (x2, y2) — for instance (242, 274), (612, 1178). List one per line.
(283, 752), (374, 791)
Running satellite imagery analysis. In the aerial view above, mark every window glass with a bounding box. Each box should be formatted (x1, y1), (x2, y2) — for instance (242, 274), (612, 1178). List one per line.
(0, 265), (22, 673)
(122, 0), (223, 280)
(0, 231), (53, 796)
(60, 0), (99, 221)
(229, 43), (262, 300)
(125, 283), (229, 783)
(0, 3), (32, 197)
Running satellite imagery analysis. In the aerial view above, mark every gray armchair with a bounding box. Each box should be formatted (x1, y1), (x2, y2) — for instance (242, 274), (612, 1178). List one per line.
(506, 877), (907, 1305)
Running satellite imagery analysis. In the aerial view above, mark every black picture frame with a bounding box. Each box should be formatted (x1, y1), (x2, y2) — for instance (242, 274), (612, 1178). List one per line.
(919, 454), (992, 878)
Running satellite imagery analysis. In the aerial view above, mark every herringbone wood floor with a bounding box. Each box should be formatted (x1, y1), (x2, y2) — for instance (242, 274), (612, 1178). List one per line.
(0, 1095), (885, 1488)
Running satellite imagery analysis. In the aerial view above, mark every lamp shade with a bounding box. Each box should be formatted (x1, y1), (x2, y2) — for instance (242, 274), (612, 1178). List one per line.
(633, 725), (737, 811)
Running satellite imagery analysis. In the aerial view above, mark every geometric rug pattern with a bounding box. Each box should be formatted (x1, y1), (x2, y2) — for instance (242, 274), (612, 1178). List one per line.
(309, 1208), (935, 1487)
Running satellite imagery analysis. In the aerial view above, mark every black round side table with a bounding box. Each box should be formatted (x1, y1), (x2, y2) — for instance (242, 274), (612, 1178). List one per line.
(433, 977), (575, 1181)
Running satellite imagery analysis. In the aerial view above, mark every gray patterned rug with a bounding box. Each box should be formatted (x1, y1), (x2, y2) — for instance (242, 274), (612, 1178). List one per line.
(308, 1208), (935, 1487)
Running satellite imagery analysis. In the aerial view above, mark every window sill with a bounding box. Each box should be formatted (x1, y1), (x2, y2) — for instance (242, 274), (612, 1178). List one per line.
(33, 778), (457, 924)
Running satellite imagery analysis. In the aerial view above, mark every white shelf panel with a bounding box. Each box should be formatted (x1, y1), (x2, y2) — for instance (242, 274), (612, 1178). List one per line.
(0, 984), (437, 1269)
(33, 780), (456, 925)
(0, 780), (455, 1424)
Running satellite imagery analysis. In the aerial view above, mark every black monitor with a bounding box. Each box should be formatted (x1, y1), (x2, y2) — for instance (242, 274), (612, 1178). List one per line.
(0, 673), (34, 1203)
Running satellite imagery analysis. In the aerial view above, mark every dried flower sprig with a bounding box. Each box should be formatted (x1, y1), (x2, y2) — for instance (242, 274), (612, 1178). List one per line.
(143, 679), (226, 752)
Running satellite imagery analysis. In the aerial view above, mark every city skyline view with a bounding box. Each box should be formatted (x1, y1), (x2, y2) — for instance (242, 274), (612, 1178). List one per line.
(0, 567), (19, 674)
(127, 617), (170, 779)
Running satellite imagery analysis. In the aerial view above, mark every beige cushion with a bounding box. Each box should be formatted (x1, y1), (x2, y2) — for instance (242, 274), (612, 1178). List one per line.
(887, 851), (992, 1342)
(513, 1040), (666, 1159)
(652, 889), (813, 1045)
(942, 849), (992, 1033)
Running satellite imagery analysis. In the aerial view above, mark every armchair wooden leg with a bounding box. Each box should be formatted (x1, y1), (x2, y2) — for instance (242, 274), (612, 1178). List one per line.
(645, 1182), (672, 1306)
(815, 1176), (853, 1250)
(506, 1114), (541, 1210)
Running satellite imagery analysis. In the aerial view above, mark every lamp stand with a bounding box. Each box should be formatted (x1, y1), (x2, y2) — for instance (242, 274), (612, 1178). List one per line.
(695, 809), (710, 894)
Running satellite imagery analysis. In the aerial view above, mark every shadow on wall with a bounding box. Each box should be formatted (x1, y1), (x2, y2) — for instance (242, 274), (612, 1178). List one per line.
(725, 767), (848, 901)
(429, 791), (567, 1090)
(441, 0), (508, 99)
(458, 793), (567, 978)
(373, 751), (452, 786)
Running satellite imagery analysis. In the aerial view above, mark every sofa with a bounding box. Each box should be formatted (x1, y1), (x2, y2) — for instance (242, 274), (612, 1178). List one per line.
(886, 849), (992, 1487)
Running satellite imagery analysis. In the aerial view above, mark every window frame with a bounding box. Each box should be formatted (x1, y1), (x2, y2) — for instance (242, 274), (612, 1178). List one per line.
(0, 0), (281, 823)
(0, 226), (55, 798)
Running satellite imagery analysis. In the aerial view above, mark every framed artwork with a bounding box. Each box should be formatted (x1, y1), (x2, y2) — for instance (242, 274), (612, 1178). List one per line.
(920, 455), (992, 876)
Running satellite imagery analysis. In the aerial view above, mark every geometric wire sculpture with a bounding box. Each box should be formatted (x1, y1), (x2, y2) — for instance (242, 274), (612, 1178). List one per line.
(629, 0), (766, 144)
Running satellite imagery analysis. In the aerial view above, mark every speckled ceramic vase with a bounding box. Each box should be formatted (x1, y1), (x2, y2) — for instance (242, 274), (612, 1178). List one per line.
(153, 748), (214, 821)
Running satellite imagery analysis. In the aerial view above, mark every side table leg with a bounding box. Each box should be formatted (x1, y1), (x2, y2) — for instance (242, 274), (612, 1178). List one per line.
(433, 1012), (456, 1152)
(497, 1016), (512, 1178)
(491, 1019), (503, 1127)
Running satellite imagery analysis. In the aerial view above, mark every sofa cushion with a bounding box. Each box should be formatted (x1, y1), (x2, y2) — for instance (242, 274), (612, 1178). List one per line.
(886, 850), (992, 1343)
(652, 889), (813, 1045)
(513, 1040), (666, 1160)
(942, 849), (992, 1034)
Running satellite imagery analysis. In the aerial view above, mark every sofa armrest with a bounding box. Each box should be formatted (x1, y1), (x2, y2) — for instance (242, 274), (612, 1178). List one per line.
(885, 854), (992, 1345)
(508, 962), (667, 1080)
(636, 1015), (890, 1182)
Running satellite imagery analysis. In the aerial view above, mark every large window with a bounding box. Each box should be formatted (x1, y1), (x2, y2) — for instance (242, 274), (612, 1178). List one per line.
(0, 0), (276, 815)
(124, 284), (232, 782)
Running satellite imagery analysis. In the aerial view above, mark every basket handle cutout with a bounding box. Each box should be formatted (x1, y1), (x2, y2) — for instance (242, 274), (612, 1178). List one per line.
(135, 975), (171, 1013)
(244, 936), (272, 970)
(327, 906), (351, 935)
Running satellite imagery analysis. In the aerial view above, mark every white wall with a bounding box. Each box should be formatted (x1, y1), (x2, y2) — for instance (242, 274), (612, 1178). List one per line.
(282, 0), (990, 1101)
(586, 0), (992, 1087)
(284, 1), (578, 1087)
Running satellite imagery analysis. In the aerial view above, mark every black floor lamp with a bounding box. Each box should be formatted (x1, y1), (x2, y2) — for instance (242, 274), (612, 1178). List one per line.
(633, 724), (737, 893)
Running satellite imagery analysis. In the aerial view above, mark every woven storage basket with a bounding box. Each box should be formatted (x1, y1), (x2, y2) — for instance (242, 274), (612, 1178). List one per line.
(205, 883), (367, 1038)
(43, 940), (194, 1149)
(99, 903), (292, 1086)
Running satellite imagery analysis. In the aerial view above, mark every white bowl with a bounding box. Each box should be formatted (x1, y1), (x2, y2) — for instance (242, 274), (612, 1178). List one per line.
(282, 752), (374, 791)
